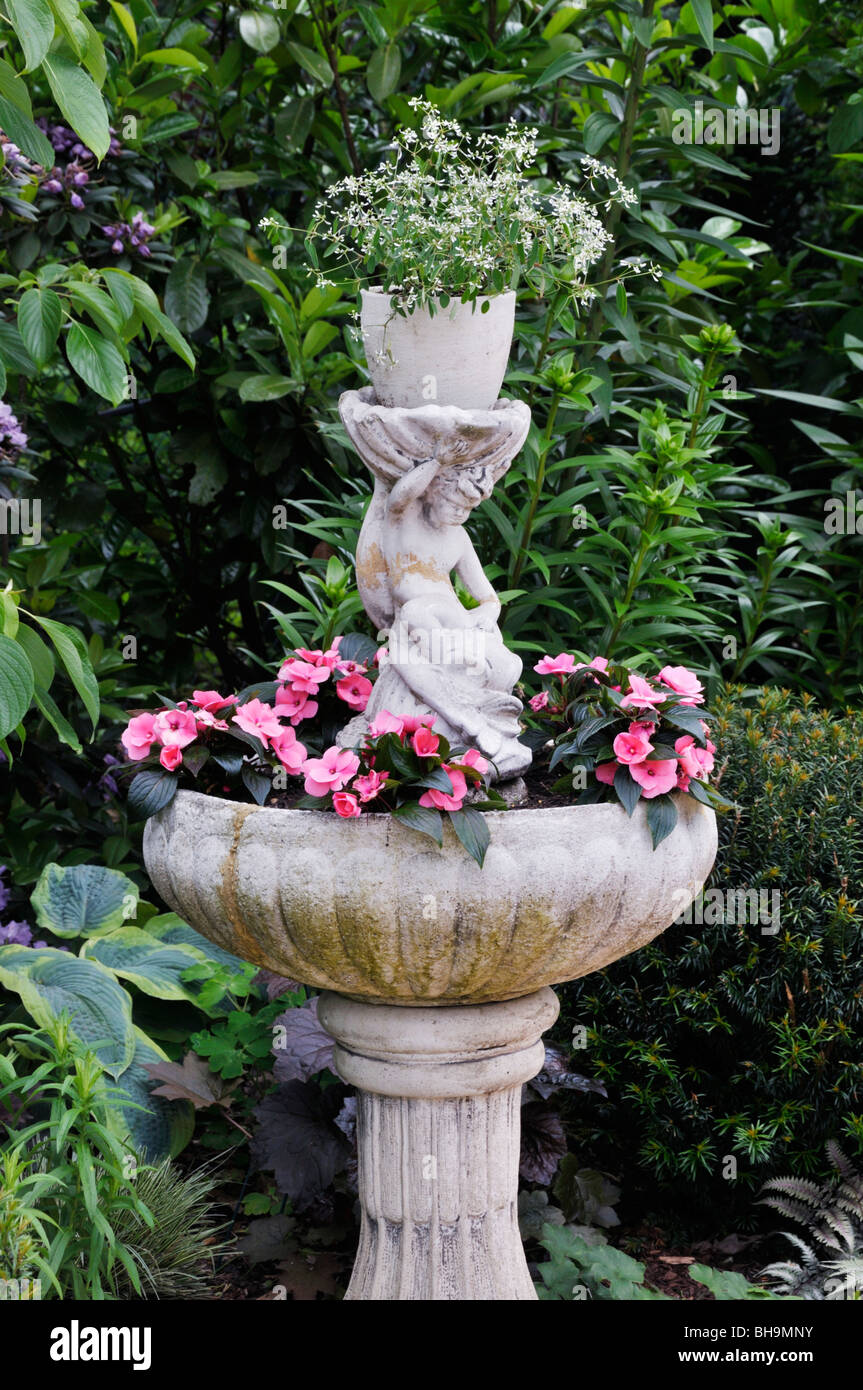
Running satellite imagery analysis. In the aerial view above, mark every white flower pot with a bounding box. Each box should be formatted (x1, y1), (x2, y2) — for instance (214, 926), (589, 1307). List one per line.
(360, 288), (516, 410)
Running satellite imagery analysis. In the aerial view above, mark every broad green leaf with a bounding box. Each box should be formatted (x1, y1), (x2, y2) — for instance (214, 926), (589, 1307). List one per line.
(42, 53), (110, 160)
(301, 321), (338, 357)
(239, 11), (280, 53)
(367, 43), (401, 104)
(447, 806), (491, 868)
(0, 95), (54, 165)
(164, 257), (210, 335)
(286, 40), (333, 87)
(0, 946), (135, 1077)
(139, 47), (206, 72)
(238, 373), (295, 401)
(0, 633), (34, 737)
(31, 861), (139, 938)
(17, 287), (62, 367)
(689, 0), (715, 53)
(27, 613), (99, 729)
(6, 0), (54, 73)
(274, 95), (315, 150)
(66, 320), (126, 404)
(32, 685), (80, 752)
(645, 794), (678, 850)
(144, 912), (249, 974)
(81, 926), (208, 1001)
(108, 0), (137, 52)
(0, 57), (32, 114)
(391, 801), (444, 846)
(14, 622), (53, 689)
(109, 1030), (194, 1160)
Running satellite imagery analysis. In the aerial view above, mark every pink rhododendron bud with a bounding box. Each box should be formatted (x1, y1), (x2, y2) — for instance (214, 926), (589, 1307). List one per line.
(613, 730), (654, 764)
(418, 764), (468, 812)
(192, 690), (234, 712)
(595, 761), (618, 785)
(620, 674), (659, 711)
(153, 707), (198, 749)
(302, 746), (361, 797)
(159, 744), (183, 771)
(368, 709), (404, 737)
(121, 712), (158, 760)
(336, 673), (373, 711)
(333, 791), (361, 818)
(275, 685), (317, 725)
(534, 653), (575, 676)
(629, 758), (679, 798)
(529, 691), (549, 712)
(459, 748), (489, 774)
(277, 658), (331, 694)
(658, 664), (704, 705)
(353, 770), (389, 803)
(231, 699), (285, 746)
(270, 728), (308, 772)
(411, 727), (440, 757)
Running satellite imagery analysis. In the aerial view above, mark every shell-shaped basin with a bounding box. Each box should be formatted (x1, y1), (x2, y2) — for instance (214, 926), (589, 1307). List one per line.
(142, 791), (717, 1006)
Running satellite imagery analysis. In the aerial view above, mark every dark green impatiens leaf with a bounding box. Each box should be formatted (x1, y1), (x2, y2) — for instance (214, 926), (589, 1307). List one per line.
(242, 764), (271, 805)
(613, 764), (641, 817)
(128, 768), (179, 819)
(391, 801), (443, 846)
(447, 806), (491, 867)
(646, 794), (678, 850)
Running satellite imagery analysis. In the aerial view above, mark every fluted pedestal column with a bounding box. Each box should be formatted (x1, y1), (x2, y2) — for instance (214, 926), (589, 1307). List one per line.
(318, 987), (559, 1301)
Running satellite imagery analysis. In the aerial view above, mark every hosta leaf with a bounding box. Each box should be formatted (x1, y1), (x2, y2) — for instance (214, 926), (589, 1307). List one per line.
(31, 861), (139, 938)
(0, 946), (135, 1077)
(81, 925), (208, 1000)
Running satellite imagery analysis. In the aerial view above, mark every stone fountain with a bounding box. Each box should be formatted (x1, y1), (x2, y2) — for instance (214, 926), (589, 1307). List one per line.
(143, 353), (717, 1300)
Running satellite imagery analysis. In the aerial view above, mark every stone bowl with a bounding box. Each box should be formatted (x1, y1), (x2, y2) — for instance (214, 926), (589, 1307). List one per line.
(143, 790), (717, 1006)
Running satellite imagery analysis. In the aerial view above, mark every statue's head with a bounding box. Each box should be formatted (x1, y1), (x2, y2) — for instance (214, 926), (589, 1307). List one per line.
(427, 465), (495, 526)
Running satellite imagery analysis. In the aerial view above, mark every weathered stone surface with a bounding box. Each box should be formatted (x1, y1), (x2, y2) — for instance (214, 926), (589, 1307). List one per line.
(143, 790), (717, 1006)
(318, 988), (559, 1300)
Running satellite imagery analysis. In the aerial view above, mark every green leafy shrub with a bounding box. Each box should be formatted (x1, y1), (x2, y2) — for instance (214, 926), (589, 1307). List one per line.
(558, 687), (863, 1227)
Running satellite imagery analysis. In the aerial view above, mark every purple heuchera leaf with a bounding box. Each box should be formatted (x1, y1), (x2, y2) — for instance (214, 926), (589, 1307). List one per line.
(518, 1101), (568, 1185)
(528, 1043), (607, 1100)
(272, 997), (335, 1083)
(251, 1080), (349, 1210)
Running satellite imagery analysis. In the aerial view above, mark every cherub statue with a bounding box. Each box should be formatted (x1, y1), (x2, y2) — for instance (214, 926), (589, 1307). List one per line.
(338, 389), (532, 780)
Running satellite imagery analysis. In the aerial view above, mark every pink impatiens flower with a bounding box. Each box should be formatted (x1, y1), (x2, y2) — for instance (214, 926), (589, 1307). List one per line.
(368, 709), (404, 737)
(336, 673), (373, 711)
(418, 764), (468, 812)
(293, 639), (342, 670)
(159, 744), (183, 771)
(121, 712), (158, 760)
(458, 748), (489, 775)
(620, 674), (660, 711)
(302, 746), (361, 797)
(232, 699), (285, 746)
(333, 791), (361, 818)
(192, 690), (234, 712)
(334, 659), (367, 678)
(674, 735), (715, 780)
(612, 729), (654, 765)
(278, 658), (331, 695)
(270, 728), (308, 772)
(629, 758), (679, 798)
(275, 685), (317, 725)
(400, 714), (436, 736)
(573, 656), (609, 675)
(153, 708), (198, 749)
(411, 727), (440, 757)
(658, 664), (704, 706)
(529, 691), (549, 712)
(534, 653), (575, 676)
(353, 769), (389, 803)
(595, 761), (618, 785)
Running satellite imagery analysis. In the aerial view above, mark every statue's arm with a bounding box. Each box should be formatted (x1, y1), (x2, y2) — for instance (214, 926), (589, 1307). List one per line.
(386, 457), (441, 518)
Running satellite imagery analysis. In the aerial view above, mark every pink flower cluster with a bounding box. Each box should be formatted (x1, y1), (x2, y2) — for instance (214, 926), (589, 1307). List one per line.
(121, 690), (308, 773)
(301, 710), (489, 818)
(276, 638), (373, 725)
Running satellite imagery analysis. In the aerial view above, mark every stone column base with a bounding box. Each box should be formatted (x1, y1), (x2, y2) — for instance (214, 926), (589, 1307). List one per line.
(318, 987), (559, 1301)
